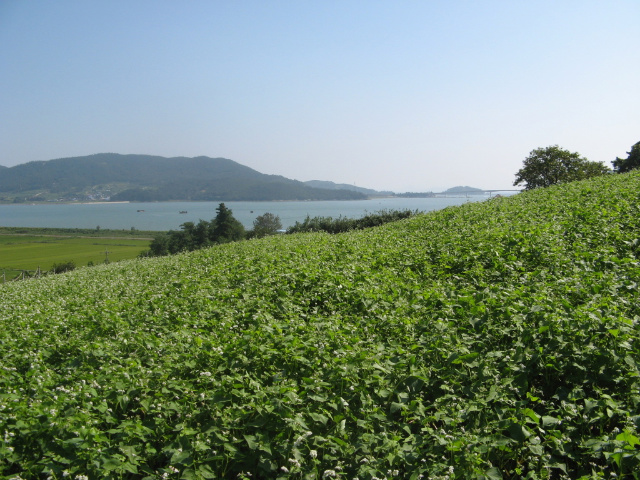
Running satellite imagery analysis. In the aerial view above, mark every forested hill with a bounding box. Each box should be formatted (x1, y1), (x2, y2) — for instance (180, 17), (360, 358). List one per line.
(0, 153), (367, 202)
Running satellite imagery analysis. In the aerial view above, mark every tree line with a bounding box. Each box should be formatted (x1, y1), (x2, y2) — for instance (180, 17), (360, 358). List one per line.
(513, 140), (640, 190)
(144, 203), (275, 256)
(286, 209), (417, 234)
(144, 204), (419, 257)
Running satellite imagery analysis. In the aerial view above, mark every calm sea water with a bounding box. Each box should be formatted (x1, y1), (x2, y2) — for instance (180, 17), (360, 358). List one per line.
(0, 196), (496, 231)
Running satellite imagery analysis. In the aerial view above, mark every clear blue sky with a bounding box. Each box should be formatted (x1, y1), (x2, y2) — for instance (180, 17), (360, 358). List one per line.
(1, 1), (638, 191)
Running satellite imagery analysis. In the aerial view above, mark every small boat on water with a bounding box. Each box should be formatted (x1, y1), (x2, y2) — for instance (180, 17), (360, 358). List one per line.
(179, 211), (188, 214)
(137, 209), (145, 212)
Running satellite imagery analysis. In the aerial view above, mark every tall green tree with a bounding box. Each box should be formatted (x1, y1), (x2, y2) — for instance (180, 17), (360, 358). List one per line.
(251, 212), (282, 238)
(193, 219), (213, 248)
(514, 145), (610, 190)
(148, 232), (170, 256)
(612, 141), (640, 173)
(211, 203), (245, 243)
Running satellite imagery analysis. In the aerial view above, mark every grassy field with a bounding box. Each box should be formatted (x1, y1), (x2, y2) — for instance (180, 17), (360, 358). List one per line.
(0, 229), (152, 278)
(1, 172), (639, 479)
(0, 226), (158, 238)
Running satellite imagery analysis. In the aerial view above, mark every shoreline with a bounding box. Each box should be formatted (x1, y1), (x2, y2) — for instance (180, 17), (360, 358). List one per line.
(77, 201), (130, 205)
(0, 201), (131, 205)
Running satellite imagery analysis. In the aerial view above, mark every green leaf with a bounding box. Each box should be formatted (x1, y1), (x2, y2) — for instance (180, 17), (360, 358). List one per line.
(102, 457), (122, 472)
(198, 464), (217, 479)
(583, 399), (598, 413)
(542, 416), (561, 427)
(452, 352), (479, 364)
(528, 444), (544, 456)
(548, 461), (567, 473)
(522, 408), (540, 424)
(327, 435), (349, 448)
(171, 449), (193, 465)
(624, 355), (638, 370)
(616, 430), (640, 448)
(244, 434), (258, 450)
(180, 468), (197, 480)
(507, 423), (530, 442)
(484, 467), (503, 480)
(224, 443), (238, 453)
(122, 462), (139, 474)
(309, 412), (329, 424)
(308, 394), (327, 402)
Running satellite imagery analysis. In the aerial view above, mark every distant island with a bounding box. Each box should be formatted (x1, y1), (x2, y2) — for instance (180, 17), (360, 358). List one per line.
(394, 186), (487, 198)
(442, 186), (485, 195)
(393, 192), (436, 198)
(0, 154), (372, 202)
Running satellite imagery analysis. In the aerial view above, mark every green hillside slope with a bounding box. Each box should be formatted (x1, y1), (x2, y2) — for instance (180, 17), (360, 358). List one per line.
(1, 172), (639, 479)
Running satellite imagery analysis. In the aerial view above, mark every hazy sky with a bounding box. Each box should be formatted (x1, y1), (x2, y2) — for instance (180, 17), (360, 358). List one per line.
(1, 1), (638, 191)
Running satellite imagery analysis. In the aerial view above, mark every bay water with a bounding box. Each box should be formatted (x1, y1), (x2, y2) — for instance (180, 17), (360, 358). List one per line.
(0, 196), (496, 231)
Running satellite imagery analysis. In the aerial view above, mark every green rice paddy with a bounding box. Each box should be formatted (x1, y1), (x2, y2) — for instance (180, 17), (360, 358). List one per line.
(0, 233), (151, 275)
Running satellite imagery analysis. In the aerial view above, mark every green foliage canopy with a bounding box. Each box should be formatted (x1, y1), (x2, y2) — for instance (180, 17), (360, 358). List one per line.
(211, 203), (245, 244)
(612, 140), (640, 173)
(513, 145), (610, 190)
(251, 212), (283, 238)
(147, 203), (245, 255)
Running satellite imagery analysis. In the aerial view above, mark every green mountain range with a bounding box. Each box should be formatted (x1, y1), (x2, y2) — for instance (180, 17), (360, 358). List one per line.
(0, 154), (368, 202)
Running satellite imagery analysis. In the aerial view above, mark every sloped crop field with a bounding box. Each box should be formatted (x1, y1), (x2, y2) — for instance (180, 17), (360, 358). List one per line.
(1, 173), (640, 480)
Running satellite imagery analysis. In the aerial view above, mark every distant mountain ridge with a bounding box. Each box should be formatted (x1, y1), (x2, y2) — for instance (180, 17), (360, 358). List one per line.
(0, 154), (368, 202)
(303, 180), (393, 196)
